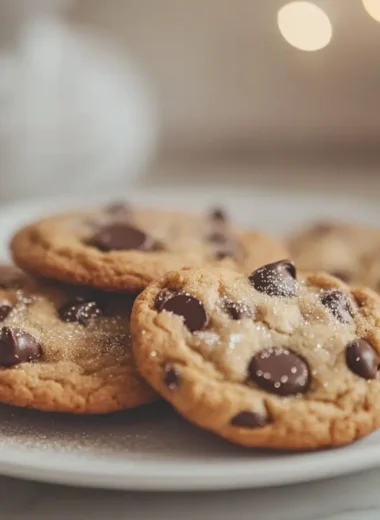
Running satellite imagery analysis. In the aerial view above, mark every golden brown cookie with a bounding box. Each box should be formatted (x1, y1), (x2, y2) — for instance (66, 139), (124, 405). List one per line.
(131, 260), (380, 450)
(288, 221), (380, 287)
(355, 246), (380, 295)
(10, 204), (288, 292)
(0, 266), (156, 413)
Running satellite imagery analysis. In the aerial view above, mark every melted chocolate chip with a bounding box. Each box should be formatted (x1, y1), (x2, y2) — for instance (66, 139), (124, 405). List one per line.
(155, 290), (174, 311)
(0, 304), (12, 322)
(249, 260), (297, 297)
(87, 224), (162, 252)
(0, 326), (41, 367)
(58, 299), (103, 325)
(210, 208), (227, 222)
(163, 364), (180, 389)
(231, 410), (270, 428)
(223, 299), (252, 320)
(321, 290), (354, 324)
(248, 347), (310, 396)
(158, 293), (208, 332)
(346, 339), (379, 379)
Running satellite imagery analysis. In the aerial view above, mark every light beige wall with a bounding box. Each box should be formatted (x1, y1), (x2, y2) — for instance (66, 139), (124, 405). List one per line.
(72, 0), (380, 154)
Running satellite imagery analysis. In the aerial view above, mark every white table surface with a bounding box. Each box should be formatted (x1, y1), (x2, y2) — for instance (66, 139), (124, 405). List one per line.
(2, 160), (380, 520)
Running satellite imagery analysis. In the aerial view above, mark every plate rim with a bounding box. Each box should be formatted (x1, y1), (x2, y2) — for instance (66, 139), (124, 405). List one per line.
(0, 441), (379, 491)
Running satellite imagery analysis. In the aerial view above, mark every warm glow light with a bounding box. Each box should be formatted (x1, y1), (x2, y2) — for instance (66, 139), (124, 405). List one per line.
(362, 0), (380, 22)
(277, 2), (332, 52)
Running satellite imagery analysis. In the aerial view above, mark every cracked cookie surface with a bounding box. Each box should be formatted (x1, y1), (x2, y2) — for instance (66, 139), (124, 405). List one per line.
(131, 261), (380, 449)
(0, 266), (156, 413)
(10, 204), (287, 292)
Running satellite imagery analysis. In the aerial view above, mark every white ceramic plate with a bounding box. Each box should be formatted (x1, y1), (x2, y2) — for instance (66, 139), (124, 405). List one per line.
(0, 187), (380, 492)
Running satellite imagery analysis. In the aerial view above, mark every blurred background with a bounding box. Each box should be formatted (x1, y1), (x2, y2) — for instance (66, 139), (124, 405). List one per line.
(1, 0), (380, 202)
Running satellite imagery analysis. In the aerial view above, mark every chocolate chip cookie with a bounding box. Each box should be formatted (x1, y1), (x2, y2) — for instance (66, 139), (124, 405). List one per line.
(0, 266), (156, 413)
(131, 260), (380, 450)
(358, 247), (380, 294)
(10, 204), (288, 292)
(288, 221), (380, 286)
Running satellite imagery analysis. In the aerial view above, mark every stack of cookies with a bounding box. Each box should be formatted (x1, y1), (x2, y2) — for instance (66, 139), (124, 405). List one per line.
(3, 203), (380, 451)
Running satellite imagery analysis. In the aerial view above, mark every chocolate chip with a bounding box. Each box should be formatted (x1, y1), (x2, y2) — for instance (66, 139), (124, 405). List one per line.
(163, 364), (180, 389)
(249, 260), (297, 297)
(105, 201), (130, 217)
(214, 244), (238, 260)
(207, 233), (239, 260)
(321, 290), (354, 324)
(0, 305), (12, 322)
(207, 210), (238, 260)
(208, 231), (228, 243)
(346, 339), (379, 379)
(311, 222), (335, 235)
(231, 410), (270, 428)
(87, 224), (161, 252)
(154, 289), (174, 311)
(0, 327), (41, 367)
(210, 208), (227, 222)
(223, 298), (252, 320)
(158, 293), (208, 332)
(58, 299), (103, 325)
(248, 347), (310, 396)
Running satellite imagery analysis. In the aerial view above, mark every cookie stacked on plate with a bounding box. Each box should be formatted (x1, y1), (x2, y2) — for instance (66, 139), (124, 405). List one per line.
(6, 203), (285, 414)
(7, 204), (380, 450)
(288, 220), (380, 290)
(132, 264), (380, 449)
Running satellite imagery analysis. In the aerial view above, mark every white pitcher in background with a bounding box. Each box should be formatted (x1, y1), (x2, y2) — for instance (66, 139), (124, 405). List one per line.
(0, 0), (156, 202)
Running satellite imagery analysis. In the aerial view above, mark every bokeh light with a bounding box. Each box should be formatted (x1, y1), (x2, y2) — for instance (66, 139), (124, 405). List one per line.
(277, 1), (332, 52)
(362, 0), (380, 23)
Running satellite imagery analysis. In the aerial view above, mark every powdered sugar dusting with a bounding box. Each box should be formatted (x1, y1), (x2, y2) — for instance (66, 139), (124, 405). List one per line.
(194, 331), (221, 347)
(0, 402), (240, 458)
(226, 333), (243, 353)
